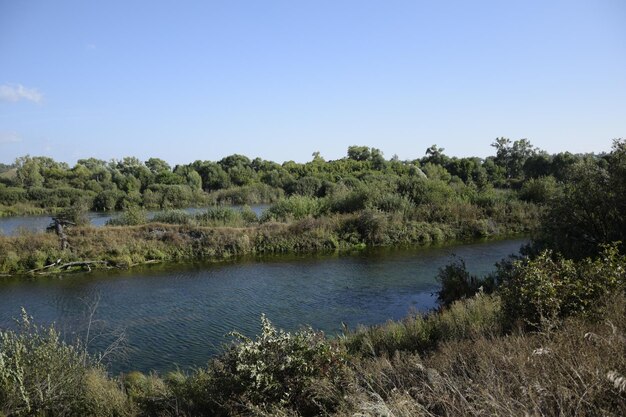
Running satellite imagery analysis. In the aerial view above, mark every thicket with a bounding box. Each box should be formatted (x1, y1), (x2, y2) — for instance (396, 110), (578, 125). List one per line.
(0, 139), (598, 216)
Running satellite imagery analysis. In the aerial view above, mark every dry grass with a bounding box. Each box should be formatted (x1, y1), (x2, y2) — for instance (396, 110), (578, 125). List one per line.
(337, 294), (626, 417)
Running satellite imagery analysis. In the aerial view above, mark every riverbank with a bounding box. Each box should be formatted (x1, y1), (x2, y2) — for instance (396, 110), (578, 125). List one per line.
(0, 210), (535, 275)
(2, 290), (623, 417)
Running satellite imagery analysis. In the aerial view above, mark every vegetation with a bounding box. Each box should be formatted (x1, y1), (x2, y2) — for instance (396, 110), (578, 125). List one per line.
(1, 290), (624, 416)
(0, 138), (597, 217)
(1, 139), (625, 415)
(0, 205), (537, 275)
(1, 138), (572, 275)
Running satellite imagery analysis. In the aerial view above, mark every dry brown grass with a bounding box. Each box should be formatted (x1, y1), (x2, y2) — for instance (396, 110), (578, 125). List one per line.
(337, 294), (626, 417)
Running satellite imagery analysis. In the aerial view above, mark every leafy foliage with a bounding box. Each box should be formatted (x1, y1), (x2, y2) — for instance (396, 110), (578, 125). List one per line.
(0, 310), (129, 417)
(501, 243), (626, 328)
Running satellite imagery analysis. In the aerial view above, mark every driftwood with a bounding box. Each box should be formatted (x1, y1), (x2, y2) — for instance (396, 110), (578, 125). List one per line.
(28, 258), (62, 273)
(58, 261), (109, 271)
(29, 260), (110, 274)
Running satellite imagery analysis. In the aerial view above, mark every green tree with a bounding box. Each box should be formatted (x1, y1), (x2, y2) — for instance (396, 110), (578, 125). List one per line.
(423, 144), (447, 166)
(145, 157), (171, 174)
(15, 156), (44, 188)
(347, 146), (371, 161)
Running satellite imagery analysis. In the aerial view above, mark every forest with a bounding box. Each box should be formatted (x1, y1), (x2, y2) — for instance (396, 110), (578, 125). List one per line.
(0, 138), (589, 214)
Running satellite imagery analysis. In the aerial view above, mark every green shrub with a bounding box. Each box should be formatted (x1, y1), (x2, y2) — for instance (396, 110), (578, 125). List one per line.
(437, 257), (488, 307)
(0, 187), (27, 205)
(106, 206), (148, 226)
(199, 315), (346, 416)
(501, 243), (626, 328)
(0, 310), (129, 417)
(262, 196), (323, 222)
(239, 205), (258, 223)
(519, 175), (559, 203)
(209, 183), (284, 205)
(326, 189), (370, 213)
(196, 206), (240, 226)
(368, 192), (414, 214)
(123, 371), (173, 416)
(55, 202), (91, 227)
(344, 292), (503, 357)
(290, 176), (323, 197)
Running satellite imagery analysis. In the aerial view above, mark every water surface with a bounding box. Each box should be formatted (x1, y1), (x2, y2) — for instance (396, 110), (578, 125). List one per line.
(0, 238), (526, 373)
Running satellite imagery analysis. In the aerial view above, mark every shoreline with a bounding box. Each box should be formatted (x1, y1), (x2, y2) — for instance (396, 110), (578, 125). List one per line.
(0, 213), (533, 277)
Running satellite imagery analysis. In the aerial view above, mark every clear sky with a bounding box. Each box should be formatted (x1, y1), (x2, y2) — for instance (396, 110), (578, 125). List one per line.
(1, 0), (625, 165)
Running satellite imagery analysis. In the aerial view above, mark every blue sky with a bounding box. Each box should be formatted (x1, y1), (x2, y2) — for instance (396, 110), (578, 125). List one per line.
(1, 0), (625, 165)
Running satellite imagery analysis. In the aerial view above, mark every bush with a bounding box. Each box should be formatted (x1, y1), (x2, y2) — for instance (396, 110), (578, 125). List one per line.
(262, 196), (323, 222)
(239, 205), (258, 223)
(519, 176), (559, 203)
(0, 187), (27, 205)
(501, 243), (626, 328)
(289, 176), (323, 197)
(196, 206), (240, 226)
(326, 189), (370, 213)
(209, 183), (284, 205)
(436, 257), (493, 307)
(344, 292), (503, 357)
(106, 206), (148, 226)
(0, 310), (129, 417)
(368, 192), (414, 214)
(54, 202), (91, 227)
(191, 315), (346, 416)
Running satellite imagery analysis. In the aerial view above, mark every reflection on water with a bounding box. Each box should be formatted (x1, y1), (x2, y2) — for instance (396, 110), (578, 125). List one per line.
(0, 238), (526, 374)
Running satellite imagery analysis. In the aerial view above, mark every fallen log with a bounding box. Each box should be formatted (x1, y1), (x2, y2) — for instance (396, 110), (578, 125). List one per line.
(28, 259), (62, 273)
(58, 261), (110, 271)
(28, 260), (110, 274)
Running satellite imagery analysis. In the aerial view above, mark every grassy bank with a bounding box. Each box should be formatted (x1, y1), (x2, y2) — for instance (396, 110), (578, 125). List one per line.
(0, 205), (536, 275)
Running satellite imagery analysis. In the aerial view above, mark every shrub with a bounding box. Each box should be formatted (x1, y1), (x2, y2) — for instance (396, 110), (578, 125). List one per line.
(262, 196), (323, 222)
(501, 243), (626, 328)
(326, 189), (370, 213)
(200, 315), (346, 416)
(196, 206), (240, 226)
(519, 175), (559, 203)
(398, 177), (454, 206)
(0, 310), (129, 417)
(289, 176), (323, 197)
(437, 257), (489, 307)
(0, 187), (27, 205)
(106, 206), (148, 226)
(344, 292), (503, 357)
(55, 201), (91, 227)
(368, 192), (414, 214)
(209, 183), (284, 205)
(239, 205), (258, 223)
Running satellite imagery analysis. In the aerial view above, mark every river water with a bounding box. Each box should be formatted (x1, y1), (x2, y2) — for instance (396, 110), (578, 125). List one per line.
(0, 238), (526, 374)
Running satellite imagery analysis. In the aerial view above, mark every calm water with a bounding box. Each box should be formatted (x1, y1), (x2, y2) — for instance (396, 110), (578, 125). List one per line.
(0, 238), (526, 374)
(0, 204), (269, 235)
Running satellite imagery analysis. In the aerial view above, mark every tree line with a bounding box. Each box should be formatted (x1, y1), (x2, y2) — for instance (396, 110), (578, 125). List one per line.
(0, 138), (609, 213)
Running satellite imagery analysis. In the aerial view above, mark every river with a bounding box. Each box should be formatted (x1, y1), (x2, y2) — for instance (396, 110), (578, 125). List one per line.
(0, 238), (526, 374)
